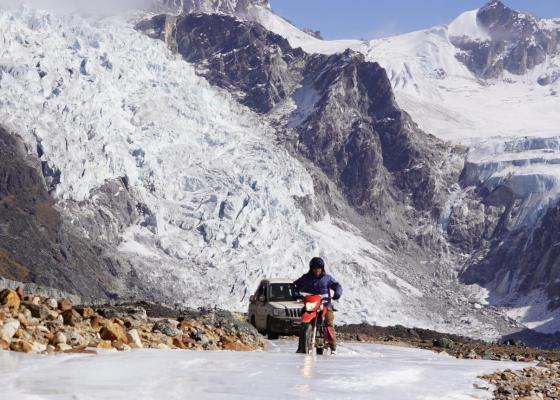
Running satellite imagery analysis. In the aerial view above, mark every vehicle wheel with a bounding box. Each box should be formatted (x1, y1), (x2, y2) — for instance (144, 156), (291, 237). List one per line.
(297, 323), (314, 354)
(316, 348), (324, 355)
(266, 317), (280, 340)
(250, 315), (256, 328)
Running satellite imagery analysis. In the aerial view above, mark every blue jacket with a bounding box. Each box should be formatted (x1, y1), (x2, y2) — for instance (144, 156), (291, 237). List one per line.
(293, 271), (342, 299)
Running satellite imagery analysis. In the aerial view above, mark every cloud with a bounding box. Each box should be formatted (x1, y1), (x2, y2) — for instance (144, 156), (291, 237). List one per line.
(0, 0), (156, 15)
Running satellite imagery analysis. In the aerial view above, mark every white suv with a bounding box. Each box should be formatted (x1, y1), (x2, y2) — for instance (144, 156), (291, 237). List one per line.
(247, 278), (302, 339)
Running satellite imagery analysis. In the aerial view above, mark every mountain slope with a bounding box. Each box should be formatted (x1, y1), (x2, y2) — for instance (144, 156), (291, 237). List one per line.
(142, 0), (560, 334)
(1, 0), (558, 339)
(0, 6), (501, 336)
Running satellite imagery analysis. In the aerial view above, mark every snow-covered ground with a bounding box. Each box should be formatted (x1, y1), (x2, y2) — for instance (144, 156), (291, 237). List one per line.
(0, 341), (530, 399)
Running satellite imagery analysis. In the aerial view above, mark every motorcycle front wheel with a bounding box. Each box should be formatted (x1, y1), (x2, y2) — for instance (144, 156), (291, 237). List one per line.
(297, 323), (314, 354)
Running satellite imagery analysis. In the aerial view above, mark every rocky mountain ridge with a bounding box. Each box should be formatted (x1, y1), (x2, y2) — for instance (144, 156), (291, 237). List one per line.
(451, 0), (560, 79)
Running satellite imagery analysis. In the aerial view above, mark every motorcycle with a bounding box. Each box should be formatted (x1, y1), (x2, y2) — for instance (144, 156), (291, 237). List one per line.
(296, 294), (335, 355)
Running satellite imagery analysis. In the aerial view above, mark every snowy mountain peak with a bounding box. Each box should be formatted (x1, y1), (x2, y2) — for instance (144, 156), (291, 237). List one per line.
(447, 1), (560, 79)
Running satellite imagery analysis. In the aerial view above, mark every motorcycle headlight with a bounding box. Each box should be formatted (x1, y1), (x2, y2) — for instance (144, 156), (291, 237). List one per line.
(305, 302), (318, 312)
(273, 309), (284, 316)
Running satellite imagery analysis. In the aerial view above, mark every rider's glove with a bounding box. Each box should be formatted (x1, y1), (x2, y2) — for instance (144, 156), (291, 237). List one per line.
(332, 293), (340, 300)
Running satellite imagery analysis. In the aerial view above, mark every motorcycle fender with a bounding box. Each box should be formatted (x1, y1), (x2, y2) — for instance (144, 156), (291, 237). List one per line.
(301, 312), (315, 324)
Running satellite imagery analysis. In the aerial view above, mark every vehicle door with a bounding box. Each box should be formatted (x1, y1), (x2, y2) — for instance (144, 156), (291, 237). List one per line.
(255, 282), (268, 330)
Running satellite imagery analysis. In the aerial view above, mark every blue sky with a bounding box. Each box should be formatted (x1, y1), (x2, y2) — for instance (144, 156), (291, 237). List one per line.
(268, 1), (560, 40)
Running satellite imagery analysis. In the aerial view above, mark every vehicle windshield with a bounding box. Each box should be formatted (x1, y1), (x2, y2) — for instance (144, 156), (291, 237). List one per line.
(268, 283), (296, 302)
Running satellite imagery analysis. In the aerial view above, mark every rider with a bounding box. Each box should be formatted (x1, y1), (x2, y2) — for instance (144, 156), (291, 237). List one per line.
(293, 257), (342, 354)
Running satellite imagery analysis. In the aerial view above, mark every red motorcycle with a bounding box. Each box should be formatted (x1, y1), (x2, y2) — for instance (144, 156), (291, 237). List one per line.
(296, 294), (335, 355)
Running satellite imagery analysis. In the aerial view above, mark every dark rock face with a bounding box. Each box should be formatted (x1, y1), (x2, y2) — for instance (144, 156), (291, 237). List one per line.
(451, 0), (559, 79)
(172, 14), (304, 113)
(445, 190), (505, 253)
(0, 128), (131, 300)
(461, 199), (560, 311)
(138, 13), (458, 216)
(296, 50), (456, 213)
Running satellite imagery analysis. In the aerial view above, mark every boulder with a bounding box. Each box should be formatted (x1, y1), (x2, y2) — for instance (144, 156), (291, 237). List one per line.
(0, 289), (21, 310)
(31, 342), (47, 353)
(56, 343), (72, 352)
(75, 307), (95, 318)
(66, 331), (86, 347)
(153, 321), (181, 337)
(0, 339), (9, 350)
(53, 332), (67, 345)
(15, 287), (24, 300)
(10, 339), (33, 353)
(172, 337), (187, 349)
(22, 302), (49, 319)
(58, 298), (73, 312)
(221, 336), (252, 351)
(45, 298), (58, 309)
(0, 319), (20, 343)
(433, 337), (455, 349)
(112, 340), (126, 351)
(127, 329), (143, 348)
(90, 315), (104, 329)
(97, 306), (147, 322)
(97, 340), (113, 349)
(61, 309), (82, 326)
(100, 321), (129, 344)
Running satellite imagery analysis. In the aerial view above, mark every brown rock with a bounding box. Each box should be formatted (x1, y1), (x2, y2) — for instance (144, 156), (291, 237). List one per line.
(56, 343), (73, 352)
(21, 302), (49, 319)
(97, 340), (113, 349)
(90, 315), (104, 329)
(100, 321), (129, 344)
(0, 339), (9, 350)
(61, 309), (82, 326)
(112, 341), (126, 351)
(10, 339), (33, 353)
(172, 337), (187, 349)
(45, 309), (60, 321)
(15, 287), (24, 300)
(221, 336), (252, 351)
(0, 289), (21, 310)
(75, 307), (95, 318)
(58, 298), (73, 312)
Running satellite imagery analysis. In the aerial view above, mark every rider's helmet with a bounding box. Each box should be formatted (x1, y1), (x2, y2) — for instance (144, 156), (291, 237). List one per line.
(309, 257), (325, 271)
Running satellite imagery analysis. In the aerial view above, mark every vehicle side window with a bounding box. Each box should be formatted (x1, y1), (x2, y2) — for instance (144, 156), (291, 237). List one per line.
(257, 284), (267, 301)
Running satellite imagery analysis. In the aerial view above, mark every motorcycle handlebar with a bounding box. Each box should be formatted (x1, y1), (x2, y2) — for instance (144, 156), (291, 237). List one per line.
(295, 293), (334, 301)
